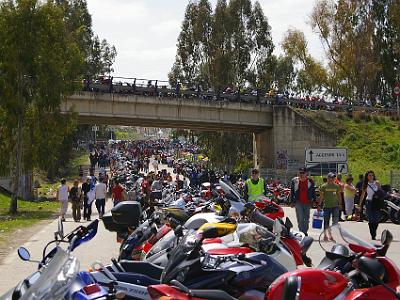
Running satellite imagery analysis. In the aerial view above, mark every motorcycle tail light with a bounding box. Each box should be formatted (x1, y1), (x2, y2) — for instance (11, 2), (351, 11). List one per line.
(83, 283), (101, 295)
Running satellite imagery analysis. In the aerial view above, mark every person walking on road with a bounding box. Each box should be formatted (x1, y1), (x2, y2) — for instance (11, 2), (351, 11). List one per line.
(335, 173), (345, 221)
(70, 179), (82, 222)
(290, 167), (316, 236)
(344, 176), (356, 218)
(112, 179), (125, 206)
(359, 170), (383, 240)
(56, 178), (69, 222)
(82, 176), (92, 221)
(318, 173), (341, 241)
(355, 174), (365, 221)
(244, 169), (268, 202)
(95, 179), (107, 218)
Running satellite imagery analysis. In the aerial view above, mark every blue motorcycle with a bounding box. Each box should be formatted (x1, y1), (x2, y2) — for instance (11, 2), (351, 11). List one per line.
(0, 219), (121, 300)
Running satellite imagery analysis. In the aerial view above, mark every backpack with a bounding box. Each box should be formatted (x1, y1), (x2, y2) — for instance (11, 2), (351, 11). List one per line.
(368, 184), (386, 210)
(70, 186), (80, 202)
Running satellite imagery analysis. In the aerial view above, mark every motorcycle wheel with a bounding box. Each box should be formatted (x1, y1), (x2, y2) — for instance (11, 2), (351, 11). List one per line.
(380, 210), (389, 223)
(282, 276), (301, 300)
(390, 211), (400, 225)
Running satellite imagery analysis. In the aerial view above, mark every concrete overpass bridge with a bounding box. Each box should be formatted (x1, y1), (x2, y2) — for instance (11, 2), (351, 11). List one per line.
(61, 92), (335, 173)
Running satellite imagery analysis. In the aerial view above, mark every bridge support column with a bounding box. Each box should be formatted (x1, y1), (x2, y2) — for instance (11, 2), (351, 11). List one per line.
(253, 129), (274, 171)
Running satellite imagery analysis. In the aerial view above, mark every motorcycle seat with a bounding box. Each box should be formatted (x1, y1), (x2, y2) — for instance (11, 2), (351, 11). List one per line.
(119, 260), (163, 279)
(300, 236), (314, 253)
(317, 256), (349, 271)
(112, 272), (160, 286)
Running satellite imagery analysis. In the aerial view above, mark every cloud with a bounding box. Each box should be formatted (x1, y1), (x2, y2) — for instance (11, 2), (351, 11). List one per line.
(87, 0), (325, 80)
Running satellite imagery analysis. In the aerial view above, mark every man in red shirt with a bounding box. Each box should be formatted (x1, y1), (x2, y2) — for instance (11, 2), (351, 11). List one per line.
(112, 180), (125, 206)
(290, 168), (316, 236)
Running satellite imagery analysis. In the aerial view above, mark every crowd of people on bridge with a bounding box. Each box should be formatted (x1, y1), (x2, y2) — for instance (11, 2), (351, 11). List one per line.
(82, 76), (399, 114)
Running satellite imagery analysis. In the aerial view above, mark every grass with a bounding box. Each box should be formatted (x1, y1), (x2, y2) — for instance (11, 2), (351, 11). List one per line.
(298, 110), (400, 184)
(0, 192), (59, 241)
(35, 150), (89, 199)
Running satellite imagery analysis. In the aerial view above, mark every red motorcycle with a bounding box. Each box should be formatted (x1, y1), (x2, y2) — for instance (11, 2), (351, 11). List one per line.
(148, 281), (237, 300)
(255, 197), (285, 220)
(267, 224), (400, 300)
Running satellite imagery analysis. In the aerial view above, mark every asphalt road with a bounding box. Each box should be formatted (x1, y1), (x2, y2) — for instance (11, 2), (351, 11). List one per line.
(0, 199), (119, 294)
(1, 176), (399, 294)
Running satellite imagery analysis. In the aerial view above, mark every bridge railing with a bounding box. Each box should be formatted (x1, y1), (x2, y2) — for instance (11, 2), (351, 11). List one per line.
(80, 76), (399, 114)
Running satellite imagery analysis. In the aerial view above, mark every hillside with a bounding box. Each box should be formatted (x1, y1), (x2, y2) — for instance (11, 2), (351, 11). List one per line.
(296, 109), (400, 184)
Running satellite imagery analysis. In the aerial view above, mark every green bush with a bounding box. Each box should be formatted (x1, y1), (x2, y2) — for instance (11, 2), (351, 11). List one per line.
(372, 115), (381, 124)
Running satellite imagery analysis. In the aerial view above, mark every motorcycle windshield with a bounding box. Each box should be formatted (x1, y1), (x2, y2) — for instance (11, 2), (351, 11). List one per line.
(238, 223), (275, 248)
(21, 248), (79, 300)
(319, 224), (375, 254)
(160, 230), (197, 284)
(146, 231), (176, 258)
(219, 179), (243, 203)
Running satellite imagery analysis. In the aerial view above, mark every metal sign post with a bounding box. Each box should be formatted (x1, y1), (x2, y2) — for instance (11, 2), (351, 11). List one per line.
(92, 125), (99, 143)
(394, 84), (400, 116)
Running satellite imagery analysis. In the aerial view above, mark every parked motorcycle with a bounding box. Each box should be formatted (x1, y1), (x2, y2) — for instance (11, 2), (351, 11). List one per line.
(267, 224), (400, 300)
(0, 219), (121, 300)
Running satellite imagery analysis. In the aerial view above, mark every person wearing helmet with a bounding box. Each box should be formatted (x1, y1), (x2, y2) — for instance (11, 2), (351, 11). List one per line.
(244, 169), (268, 202)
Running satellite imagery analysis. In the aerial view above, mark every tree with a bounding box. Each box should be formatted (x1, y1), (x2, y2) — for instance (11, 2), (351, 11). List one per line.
(101, 39), (117, 76)
(281, 29), (328, 93)
(171, 0), (274, 93)
(244, 1), (275, 90)
(0, 0), (83, 213)
(208, 0), (232, 90)
(371, 0), (400, 101)
(273, 55), (296, 92)
(310, 0), (381, 100)
(57, 0), (117, 80)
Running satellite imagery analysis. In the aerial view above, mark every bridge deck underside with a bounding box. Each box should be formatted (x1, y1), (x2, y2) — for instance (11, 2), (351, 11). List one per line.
(76, 114), (267, 133)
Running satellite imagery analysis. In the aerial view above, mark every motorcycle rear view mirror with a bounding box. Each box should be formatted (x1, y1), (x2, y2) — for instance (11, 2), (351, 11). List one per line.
(381, 230), (393, 246)
(285, 218), (293, 230)
(54, 218), (64, 240)
(17, 247), (30, 261)
(174, 225), (183, 238)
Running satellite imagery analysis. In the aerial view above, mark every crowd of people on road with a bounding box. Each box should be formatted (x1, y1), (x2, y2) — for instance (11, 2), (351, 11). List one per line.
(56, 138), (393, 243)
(289, 168), (387, 240)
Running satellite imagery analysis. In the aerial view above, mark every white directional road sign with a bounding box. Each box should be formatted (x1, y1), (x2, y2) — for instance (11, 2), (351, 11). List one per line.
(305, 148), (347, 163)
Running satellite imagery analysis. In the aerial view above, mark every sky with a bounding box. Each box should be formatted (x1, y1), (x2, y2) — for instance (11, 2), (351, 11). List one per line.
(86, 0), (324, 81)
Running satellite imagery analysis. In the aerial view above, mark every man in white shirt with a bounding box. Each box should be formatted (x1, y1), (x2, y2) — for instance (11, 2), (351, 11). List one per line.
(95, 179), (107, 218)
(57, 178), (69, 222)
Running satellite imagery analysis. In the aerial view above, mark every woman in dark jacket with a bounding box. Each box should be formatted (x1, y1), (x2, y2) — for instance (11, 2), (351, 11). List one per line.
(359, 170), (382, 240)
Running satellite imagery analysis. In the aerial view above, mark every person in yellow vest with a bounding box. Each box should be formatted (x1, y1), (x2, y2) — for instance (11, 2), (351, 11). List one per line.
(244, 169), (268, 202)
